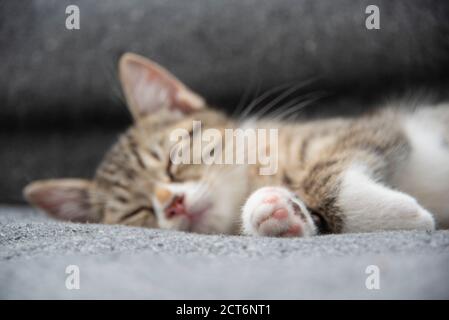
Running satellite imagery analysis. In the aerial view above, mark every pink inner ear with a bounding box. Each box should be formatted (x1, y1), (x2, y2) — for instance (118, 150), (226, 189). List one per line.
(120, 53), (205, 119)
(126, 60), (174, 117)
(24, 181), (92, 222)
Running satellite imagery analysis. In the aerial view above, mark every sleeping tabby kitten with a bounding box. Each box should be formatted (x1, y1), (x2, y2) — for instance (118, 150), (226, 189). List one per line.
(24, 53), (449, 237)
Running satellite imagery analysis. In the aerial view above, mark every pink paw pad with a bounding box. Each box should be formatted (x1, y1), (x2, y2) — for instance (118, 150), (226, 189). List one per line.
(263, 195), (279, 204)
(272, 208), (289, 220)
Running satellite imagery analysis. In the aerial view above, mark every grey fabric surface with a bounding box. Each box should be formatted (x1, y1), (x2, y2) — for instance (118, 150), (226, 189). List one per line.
(1, 206), (449, 299)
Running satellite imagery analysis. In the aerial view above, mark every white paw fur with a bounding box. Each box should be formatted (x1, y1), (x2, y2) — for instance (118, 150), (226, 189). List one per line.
(242, 186), (317, 237)
(339, 166), (436, 233)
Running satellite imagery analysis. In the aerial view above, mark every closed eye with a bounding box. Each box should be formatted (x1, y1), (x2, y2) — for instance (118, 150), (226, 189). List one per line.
(166, 128), (194, 182)
(120, 206), (154, 221)
(149, 149), (161, 161)
(166, 159), (183, 182)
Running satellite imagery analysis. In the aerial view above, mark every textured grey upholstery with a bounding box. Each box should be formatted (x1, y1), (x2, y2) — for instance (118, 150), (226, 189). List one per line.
(1, 207), (449, 299)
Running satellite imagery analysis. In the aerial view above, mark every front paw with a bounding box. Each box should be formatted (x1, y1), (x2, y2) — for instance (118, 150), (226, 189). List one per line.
(242, 187), (317, 237)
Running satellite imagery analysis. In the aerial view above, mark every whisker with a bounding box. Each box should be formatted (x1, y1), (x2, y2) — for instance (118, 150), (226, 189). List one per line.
(237, 81), (301, 121)
(271, 92), (327, 121)
(245, 79), (318, 122)
(231, 76), (260, 119)
(237, 77), (319, 122)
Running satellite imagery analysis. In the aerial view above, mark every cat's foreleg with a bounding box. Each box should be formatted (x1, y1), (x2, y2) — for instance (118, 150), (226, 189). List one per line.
(241, 165), (435, 237)
(336, 165), (435, 233)
(241, 186), (318, 237)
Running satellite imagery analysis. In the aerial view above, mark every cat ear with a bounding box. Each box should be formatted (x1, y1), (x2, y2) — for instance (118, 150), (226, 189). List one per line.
(23, 179), (97, 223)
(119, 52), (205, 121)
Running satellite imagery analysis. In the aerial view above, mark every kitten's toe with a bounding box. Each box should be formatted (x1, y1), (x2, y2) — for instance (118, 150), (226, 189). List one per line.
(242, 187), (317, 237)
(396, 199), (436, 231)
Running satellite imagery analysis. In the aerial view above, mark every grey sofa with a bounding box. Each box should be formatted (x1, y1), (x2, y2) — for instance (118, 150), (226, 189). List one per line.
(1, 0), (449, 299)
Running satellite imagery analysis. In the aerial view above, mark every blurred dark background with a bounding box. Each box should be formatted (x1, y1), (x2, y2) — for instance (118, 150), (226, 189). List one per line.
(1, 0), (449, 203)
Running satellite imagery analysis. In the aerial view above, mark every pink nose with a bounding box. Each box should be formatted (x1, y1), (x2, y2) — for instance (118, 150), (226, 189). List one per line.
(165, 195), (186, 219)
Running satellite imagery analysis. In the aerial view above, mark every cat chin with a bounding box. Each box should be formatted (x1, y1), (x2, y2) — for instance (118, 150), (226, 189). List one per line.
(189, 209), (237, 234)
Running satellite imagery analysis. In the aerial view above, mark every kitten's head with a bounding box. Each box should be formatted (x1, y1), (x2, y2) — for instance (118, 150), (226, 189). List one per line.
(24, 53), (248, 234)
